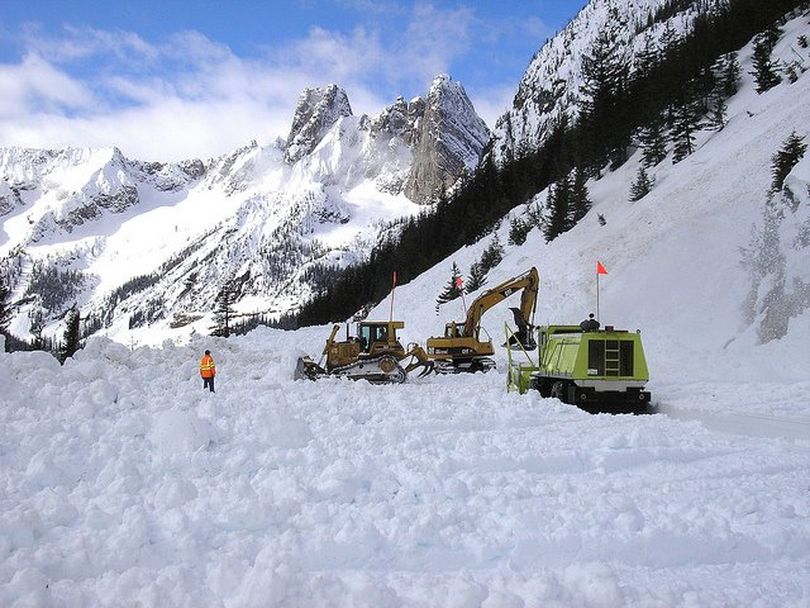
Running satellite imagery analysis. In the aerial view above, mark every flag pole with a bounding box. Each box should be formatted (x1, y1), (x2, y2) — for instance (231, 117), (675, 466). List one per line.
(389, 272), (396, 324)
(596, 270), (600, 322)
(595, 261), (607, 322)
(456, 276), (467, 318)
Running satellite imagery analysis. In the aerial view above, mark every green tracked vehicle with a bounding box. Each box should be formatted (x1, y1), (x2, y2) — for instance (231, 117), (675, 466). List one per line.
(507, 323), (651, 413)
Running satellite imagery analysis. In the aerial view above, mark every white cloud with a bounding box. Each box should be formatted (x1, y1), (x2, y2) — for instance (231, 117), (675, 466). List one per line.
(21, 23), (158, 65)
(398, 4), (475, 86)
(0, 4), (499, 161)
(0, 54), (95, 116)
(468, 83), (516, 130)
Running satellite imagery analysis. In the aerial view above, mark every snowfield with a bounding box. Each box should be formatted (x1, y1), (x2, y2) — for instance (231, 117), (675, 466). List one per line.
(3, 9), (810, 608)
(1, 329), (809, 607)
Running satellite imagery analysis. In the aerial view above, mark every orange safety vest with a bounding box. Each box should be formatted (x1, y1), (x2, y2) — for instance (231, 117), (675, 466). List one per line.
(200, 354), (216, 378)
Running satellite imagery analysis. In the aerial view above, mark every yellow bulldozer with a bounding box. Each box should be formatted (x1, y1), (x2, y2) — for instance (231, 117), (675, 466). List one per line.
(294, 319), (433, 384)
(426, 267), (539, 373)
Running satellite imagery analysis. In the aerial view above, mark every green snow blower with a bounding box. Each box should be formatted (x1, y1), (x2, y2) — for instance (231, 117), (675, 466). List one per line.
(506, 321), (651, 414)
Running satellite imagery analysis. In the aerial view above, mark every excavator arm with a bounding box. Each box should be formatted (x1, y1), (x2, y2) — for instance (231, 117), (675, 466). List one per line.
(463, 267), (539, 347)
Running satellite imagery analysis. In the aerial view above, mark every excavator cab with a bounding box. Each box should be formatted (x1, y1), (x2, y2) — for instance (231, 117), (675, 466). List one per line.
(443, 322), (466, 339)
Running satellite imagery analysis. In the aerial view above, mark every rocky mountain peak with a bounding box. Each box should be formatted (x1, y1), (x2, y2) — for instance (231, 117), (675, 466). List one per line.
(404, 73), (490, 203)
(285, 84), (353, 163)
(370, 95), (421, 145)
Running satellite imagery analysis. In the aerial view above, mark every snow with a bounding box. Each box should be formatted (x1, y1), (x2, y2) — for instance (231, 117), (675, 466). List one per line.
(0, 75), (487, 343)
(1, 329), (808, 607)
(3, 8), (810, 608)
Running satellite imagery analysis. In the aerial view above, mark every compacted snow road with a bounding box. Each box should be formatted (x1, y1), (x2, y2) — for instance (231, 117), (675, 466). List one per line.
(2, 331), (809, 607)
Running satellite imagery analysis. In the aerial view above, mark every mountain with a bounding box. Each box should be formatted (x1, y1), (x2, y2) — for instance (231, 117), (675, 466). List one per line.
(363, 8), (809, 378)
(404, 74), (490, 202)
(297, 0), (806, 331)
(0, 75), (489, 343)
(1, 4), (808, 605)
(491, 0), (730, 161)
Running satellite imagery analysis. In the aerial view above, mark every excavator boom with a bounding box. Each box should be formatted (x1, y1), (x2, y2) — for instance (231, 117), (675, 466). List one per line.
(426, 266), (540, 373)
(464, 267), (539, 340)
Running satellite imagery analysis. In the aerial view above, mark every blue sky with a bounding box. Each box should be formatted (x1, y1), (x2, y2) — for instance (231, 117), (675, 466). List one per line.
(0, 1), (587, 160)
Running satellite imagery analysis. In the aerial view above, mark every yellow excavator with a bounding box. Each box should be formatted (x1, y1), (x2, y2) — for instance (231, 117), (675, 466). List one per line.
(294, 320), (433, 384)
(426, 267), (539, 373)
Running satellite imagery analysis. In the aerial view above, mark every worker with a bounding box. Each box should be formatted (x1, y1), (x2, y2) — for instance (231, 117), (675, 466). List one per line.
(200, 350), (216, 392)
(580, 313), (600, 331)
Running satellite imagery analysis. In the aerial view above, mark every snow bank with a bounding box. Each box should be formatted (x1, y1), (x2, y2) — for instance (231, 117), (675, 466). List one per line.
(3, 11), (810, 608)
(1, 329), (809, 606)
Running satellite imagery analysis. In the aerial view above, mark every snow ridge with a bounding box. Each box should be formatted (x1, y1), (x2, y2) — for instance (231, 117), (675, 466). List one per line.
(0, 76), (489, 342)
(492, 0), (727, 161)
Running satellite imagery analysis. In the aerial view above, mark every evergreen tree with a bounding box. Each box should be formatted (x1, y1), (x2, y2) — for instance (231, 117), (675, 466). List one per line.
(543, 174), (573, 242)
(435, 262), (463, 312)
(639, 120), (668, 167)
(770, 132), (807, 196)
(670, 88), (702, 163)
(29, 309), (44, 350)
(719, 52), (741, 98)
(0, 279), (11, 347)
(706, 87), (727, 131)
(0, 280), (9, 327)
(760, 22), (783, 50)
(508, 216), (531, 246)
(597, 213), (607, 226)
(751, 34), (782, 94)
(479, 233), (504, 273)
(465, 262), (487, 294)
(629, 165), (654, 201)
(61, 306), (81, 363)
(213, 283), (237, 338)
(569, 168), (592, 224)
(526, 200), (543, 228)
(579, 28), (630, 170)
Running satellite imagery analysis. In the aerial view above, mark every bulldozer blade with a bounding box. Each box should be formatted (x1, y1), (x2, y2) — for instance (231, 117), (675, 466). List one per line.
(294, 356), (324, 381)
(293, 357), (308, 380)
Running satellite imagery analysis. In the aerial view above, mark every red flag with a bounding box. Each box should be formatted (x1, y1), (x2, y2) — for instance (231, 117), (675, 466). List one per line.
(596, 261), (608, 275)
(392, 271), (397, 287)
(455, 276), (463, 289)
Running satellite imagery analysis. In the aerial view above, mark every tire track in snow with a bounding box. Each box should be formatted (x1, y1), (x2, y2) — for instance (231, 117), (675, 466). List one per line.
(656, 404), (810, 441)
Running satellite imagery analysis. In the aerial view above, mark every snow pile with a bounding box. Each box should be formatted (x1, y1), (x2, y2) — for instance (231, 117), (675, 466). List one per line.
(1, 331), (808, 607)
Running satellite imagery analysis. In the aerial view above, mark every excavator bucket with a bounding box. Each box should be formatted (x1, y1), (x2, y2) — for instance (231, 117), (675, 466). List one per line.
(508, 307), (537, 351)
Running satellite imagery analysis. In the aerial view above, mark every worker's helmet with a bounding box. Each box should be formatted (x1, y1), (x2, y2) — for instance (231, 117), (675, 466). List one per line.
(204, 350), (211, 355)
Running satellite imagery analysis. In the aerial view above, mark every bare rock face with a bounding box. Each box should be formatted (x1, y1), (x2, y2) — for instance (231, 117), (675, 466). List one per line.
(285, 85), (353, 163)
(370, 96), (423, 146)
(404, 74), (490, 203)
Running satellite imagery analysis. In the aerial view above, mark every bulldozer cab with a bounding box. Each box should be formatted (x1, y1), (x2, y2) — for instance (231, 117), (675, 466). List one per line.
(357, 321), (404, 355)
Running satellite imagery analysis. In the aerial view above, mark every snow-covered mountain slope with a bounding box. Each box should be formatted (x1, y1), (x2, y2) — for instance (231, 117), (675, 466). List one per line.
(492, 0), (728, 161)
(0, 74), (489, 343)
(2, 9), (809, 608)
(369, 13), (810, 387)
